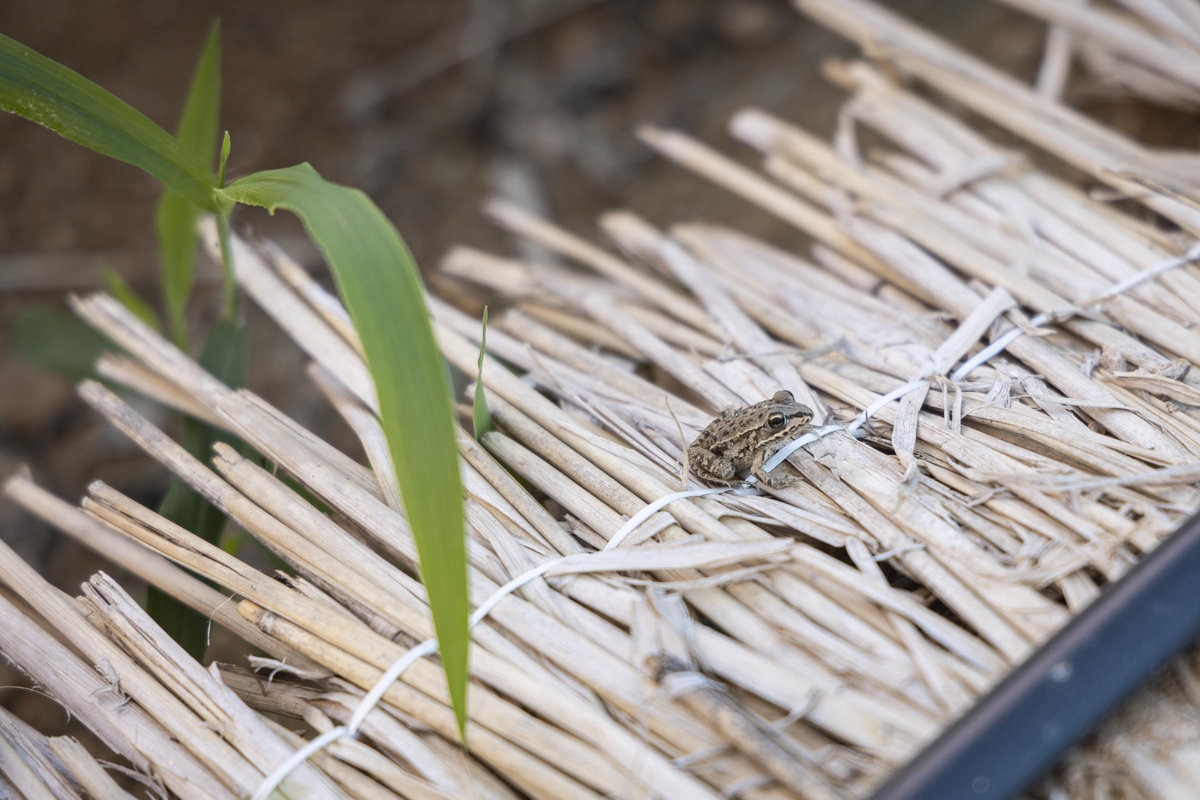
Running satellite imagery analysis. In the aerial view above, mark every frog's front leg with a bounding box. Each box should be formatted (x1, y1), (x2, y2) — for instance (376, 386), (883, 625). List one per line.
(752, 448), (796, 489)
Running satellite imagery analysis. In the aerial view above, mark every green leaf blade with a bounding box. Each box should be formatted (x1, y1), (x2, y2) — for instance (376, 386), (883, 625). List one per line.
(157, 23), (222, 347)
(221, 165), (470, 734)
(473, 308), (494, 440)
(175, 24), (221, 168)
(0, 33), (218, 210)
(219, 131), (231, 188)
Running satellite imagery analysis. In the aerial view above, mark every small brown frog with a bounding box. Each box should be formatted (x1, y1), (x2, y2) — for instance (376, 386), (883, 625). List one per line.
(688, 390), (813, 488)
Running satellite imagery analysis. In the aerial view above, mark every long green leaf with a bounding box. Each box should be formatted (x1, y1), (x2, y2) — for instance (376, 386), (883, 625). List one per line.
(174, 24), (221, 168)
(157, 23), (222, 347)
(220, 164), (470, 734)
(0, 33), (218, 211)
(151, 318), (250, 660)
(0, 26), (468, 728)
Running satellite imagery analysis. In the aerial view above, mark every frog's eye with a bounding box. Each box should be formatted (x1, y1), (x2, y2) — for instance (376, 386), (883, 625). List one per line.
(767, 412), (786, 429)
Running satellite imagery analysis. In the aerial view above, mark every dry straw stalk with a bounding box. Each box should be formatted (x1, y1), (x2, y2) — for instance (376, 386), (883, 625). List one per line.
(6, 1), (1200, 798)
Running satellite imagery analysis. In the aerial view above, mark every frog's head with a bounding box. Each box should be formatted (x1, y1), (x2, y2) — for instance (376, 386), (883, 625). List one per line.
(757, 390), (813, 440)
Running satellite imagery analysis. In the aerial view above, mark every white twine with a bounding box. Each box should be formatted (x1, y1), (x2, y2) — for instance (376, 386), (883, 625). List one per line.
(252, 727), (347, 800)
(1085, 241), (1200, 306)
(254, 487), (752, 799)
(950, 324), (1028, 383)
(763, 379), (926, 474)
(254, 483), (772, 797)
(254, 241), (1200, 798)
(952, 241), (1200, 382)
(252, 403), (918, 796)
(252, 559), (569, 800)
(766, 241), (1200, 474)
(605, 486), (756, 550)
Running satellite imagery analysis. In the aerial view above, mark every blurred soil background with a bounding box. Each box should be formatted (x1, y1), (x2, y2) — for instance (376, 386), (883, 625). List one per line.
(2, 0), (1199, 764)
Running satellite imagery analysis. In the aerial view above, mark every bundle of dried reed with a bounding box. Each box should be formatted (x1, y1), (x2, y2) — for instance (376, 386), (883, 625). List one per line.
(1007, 0), (1200, 108)
(6, 1), (1200, 798)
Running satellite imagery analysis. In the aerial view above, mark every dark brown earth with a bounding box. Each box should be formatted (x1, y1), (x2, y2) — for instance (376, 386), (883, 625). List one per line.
(2, 0), (1198, 786)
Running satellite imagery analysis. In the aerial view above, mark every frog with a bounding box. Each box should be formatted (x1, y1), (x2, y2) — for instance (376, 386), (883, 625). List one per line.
(687, 390), (813, 488)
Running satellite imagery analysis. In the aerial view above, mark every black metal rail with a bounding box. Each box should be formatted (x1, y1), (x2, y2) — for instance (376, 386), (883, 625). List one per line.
(868, 510), (1200, 800)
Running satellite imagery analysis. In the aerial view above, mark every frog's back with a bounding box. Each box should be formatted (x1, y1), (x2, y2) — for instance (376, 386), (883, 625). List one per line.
(691, 406), (752, 453)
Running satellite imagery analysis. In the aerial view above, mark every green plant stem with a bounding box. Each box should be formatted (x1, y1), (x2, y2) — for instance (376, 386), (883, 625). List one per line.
(171, 315), (190, 351)
(215, 212), (238, 321)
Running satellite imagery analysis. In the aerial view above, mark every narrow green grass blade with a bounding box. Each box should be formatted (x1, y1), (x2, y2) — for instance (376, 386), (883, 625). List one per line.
(214, 212), (239, 320)
(151, 318), (250, 659)
(14, 306), (113, 381)
(220, 164), (470, 735)
(0, 33), (218, 210)
(157, 23), (222, 347)
(174, 24), (221, 168)
(219, 131), (231, 187)
(103, 268), (161, 332)
(473, 308), (494, 440)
